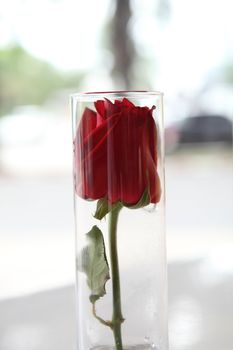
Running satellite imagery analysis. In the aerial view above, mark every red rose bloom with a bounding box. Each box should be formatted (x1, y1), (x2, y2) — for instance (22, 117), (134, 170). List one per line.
(74, 98), (161, 205)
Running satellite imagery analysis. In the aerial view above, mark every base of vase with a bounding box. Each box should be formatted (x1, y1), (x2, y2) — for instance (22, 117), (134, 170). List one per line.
(91, 345), (157, 350)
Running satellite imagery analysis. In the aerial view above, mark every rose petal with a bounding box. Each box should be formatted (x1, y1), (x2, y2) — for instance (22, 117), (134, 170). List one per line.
(77, 107), (97, 139)
(147, 111), (158, 166)
(103, 108), (148, 204)
(114, 98), (135, 109)
(94, 100), (105, 118)
(104, 98), (120, 117)
(75, 113), (121, 200)
(121, 98), (135, 108)
(75, 98), (161, 205)
(146, 152), (161, 203)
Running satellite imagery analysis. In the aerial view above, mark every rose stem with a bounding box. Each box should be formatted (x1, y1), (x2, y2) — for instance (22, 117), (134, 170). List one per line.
(109, 205), (124, 350)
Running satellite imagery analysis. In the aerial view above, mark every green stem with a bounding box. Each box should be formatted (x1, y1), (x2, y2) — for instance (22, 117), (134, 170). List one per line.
(109, 205), (124, 350)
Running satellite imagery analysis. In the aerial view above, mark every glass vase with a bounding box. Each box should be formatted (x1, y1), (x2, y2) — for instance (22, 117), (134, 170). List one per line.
(71, 91), (168, 350)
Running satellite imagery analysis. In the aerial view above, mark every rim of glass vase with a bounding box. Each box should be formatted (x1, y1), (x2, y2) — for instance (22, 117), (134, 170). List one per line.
(70, 90), (163, 101)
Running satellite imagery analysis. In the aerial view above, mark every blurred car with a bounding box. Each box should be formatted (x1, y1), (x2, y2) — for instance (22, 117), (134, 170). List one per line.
(179, 114), (232, 144)
(165, 114), (233, 152)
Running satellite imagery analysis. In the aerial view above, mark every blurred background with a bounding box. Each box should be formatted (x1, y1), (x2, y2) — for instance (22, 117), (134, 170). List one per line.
(0, 0), (232, 349)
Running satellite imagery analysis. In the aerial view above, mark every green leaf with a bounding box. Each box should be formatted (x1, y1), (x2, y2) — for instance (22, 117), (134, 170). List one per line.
(94, 199), (123, 220)
(94, 198), (110, 220)
(94, 190), (150, 220)
(78, 225), (110, 303)
(125, 189), (150, 209)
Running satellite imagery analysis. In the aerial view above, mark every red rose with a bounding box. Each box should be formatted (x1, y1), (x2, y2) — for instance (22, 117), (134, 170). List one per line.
(74, 98), (161, 205)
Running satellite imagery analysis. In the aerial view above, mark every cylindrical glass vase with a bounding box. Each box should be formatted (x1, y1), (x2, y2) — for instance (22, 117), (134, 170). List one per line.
(71, 91), (168, 350)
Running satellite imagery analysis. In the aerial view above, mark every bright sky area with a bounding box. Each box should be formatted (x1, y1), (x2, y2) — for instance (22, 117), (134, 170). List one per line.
(0, 0), (232, 94)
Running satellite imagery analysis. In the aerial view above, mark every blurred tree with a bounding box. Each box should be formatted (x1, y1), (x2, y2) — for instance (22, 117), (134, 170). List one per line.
(0, 45), (83, 116)
(109, 0), (171, 89)
(111, 0), (134, 89)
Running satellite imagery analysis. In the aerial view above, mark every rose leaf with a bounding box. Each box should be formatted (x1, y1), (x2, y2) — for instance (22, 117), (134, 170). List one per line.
(78, 225), (110, 303)
(94, 198), (111, 220)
